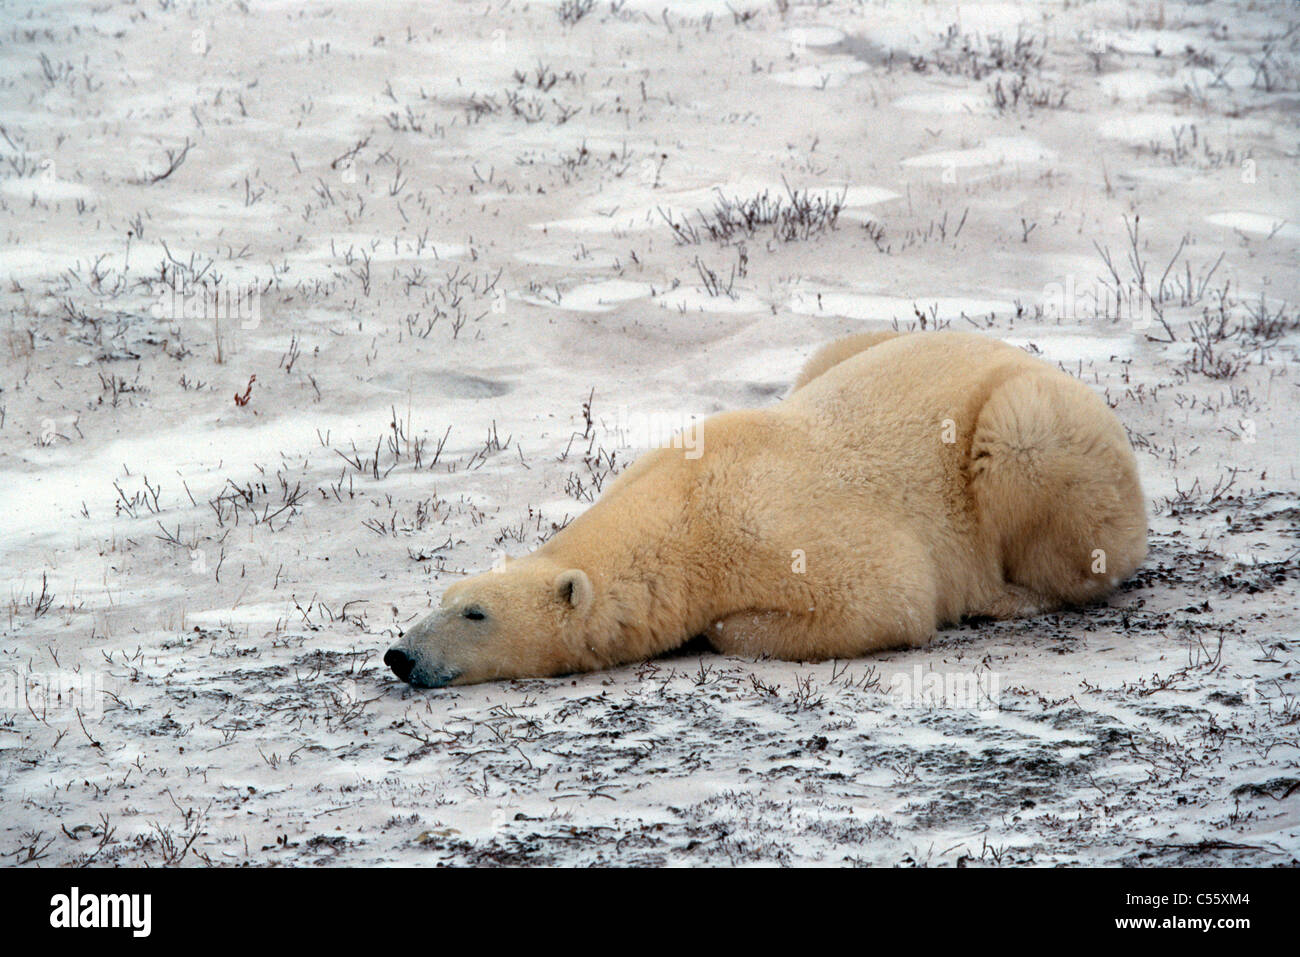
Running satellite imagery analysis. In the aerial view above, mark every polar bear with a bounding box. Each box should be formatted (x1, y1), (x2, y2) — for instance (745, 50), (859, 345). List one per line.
(384, 331), (1147, 688)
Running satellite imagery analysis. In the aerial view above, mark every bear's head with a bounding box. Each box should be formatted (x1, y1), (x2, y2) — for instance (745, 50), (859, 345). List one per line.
(384, 557), (596, 687)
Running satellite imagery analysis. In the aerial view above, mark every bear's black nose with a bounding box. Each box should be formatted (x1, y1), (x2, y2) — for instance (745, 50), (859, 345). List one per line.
(384, 648), (415, 682)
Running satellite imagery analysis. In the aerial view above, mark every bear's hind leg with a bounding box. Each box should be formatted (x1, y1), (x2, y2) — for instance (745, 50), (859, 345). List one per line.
(970, 371), (1148, 607)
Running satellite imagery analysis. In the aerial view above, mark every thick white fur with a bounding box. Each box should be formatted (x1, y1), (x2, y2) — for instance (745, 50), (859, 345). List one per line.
(387, 331), (1147, 687)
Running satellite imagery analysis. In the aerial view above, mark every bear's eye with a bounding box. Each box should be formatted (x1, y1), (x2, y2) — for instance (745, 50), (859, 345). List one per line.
(462, 607), (486, 621)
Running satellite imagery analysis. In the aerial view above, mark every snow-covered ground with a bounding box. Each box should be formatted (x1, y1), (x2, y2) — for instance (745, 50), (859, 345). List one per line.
(1, 0), (1297, 866)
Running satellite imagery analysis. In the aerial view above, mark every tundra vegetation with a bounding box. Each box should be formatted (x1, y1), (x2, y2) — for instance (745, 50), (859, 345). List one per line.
(0, 0), (1296, 866)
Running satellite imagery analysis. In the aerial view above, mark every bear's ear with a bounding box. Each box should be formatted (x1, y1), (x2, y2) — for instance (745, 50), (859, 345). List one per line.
(554, 569), (594, 612)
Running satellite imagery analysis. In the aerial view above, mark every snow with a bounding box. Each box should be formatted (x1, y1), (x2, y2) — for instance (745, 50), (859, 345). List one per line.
(1205, 211), (1300, 239)
(0, 0), (1297, 867)
(901, 137), (1058, 169)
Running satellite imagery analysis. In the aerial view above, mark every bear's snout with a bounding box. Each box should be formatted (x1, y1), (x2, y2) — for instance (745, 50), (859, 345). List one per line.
(384, 647), (415, 682)
(384, 624), (463, 688)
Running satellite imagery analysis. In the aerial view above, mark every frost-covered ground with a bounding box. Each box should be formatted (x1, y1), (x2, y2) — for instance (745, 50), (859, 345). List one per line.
(1, 0), (1298, 866)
